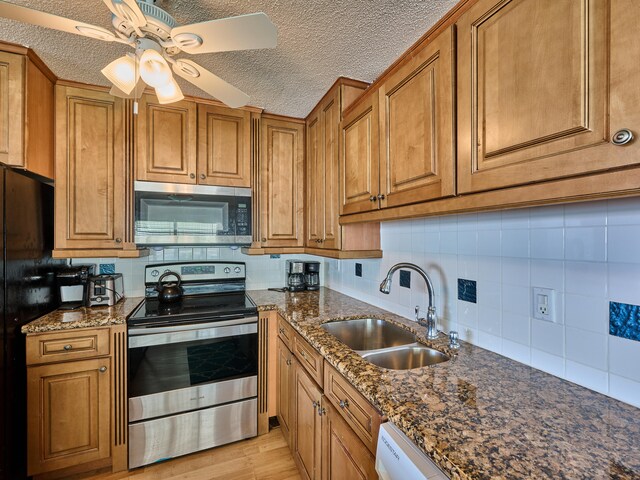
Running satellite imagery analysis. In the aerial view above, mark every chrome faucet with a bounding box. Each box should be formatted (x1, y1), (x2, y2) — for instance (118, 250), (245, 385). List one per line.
(379, 263), (439, 339)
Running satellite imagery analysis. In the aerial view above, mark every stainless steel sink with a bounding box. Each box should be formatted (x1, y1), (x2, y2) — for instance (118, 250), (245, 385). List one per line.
(320, 318), (417, 351)
(362, 345), (450, 370)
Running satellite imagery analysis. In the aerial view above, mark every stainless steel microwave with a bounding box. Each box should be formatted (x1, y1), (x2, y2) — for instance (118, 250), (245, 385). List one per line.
(134, 181), (252, 246)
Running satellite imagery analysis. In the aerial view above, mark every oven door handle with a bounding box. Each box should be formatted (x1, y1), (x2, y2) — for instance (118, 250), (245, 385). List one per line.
(128, 315), (258, 335)
(128, 319), (258, 348)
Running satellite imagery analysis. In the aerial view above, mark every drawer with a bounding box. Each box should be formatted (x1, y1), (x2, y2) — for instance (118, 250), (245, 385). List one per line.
(277, 315), (294, 349)
(293, 332), (323, 387)
(26, 328), (110, 365)
(324, 362), (382, 454)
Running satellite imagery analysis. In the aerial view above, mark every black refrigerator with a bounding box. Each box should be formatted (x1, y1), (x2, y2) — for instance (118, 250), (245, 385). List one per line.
(0, 166), (64, 480)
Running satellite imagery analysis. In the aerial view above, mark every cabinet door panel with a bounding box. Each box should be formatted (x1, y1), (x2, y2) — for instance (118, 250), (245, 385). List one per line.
(55, 86), (124, 250)
(379, 26), (455, 207)
(137, 96), (197, 184)
(0, 52), (24, 167)
(322, 402), (377, 480)
(198, 104), (251, 187)
(306, 112), (323, 246)
(292, 363), (322, 480)
(457, 0), (640, 193)
(340, 91), (379, 215)
(260, 117), (304, 247)
(277, 338), (293, 446)
(322, 96), (341, 249)
(27, 358), (111, 475)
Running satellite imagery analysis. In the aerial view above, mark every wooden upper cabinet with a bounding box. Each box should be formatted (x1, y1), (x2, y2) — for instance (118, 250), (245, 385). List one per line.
(340, 90), (380, 215)
(136, 95), (197, 184)
(55, 86), (125, 251)
(0, 50), (54, 179)
(198, 104), (251, 187)
(260, 115), (305, 247)
(379, 25), (455, 208)
(457, 0), (640, 193)
(306, 110), (323, 247)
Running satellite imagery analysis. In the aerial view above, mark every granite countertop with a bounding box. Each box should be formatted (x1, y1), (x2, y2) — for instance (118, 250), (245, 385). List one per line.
(21, 297), (144, 334)
(248, 288), (640, 480)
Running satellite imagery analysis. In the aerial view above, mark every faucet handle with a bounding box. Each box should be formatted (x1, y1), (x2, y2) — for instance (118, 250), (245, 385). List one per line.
(414, 305), (420, 322)
(449, 331), (460, 349)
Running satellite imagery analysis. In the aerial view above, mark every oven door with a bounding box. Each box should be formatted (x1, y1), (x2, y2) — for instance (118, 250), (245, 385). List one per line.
(134, 181), (252, 245)
(128, 317), (258, 422)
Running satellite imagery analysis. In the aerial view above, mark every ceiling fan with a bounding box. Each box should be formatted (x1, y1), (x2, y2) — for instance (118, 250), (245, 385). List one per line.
(0, 0), (278, 107)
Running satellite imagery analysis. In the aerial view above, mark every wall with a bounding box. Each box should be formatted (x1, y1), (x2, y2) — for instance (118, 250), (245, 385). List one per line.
(72, 247), (321, 298)
(324, 197), (640, 408)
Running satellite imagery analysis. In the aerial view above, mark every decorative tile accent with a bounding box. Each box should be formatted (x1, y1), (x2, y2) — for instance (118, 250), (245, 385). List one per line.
(355, 263), (362, 277)
(399, 270), (411, 288)
(610, 301), (640, 342)
(99, 263), (115, 275)
(458, 278), (477, 303)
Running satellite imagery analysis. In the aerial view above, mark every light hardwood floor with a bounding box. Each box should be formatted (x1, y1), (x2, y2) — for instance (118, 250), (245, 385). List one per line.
(82, 428), (300, 480)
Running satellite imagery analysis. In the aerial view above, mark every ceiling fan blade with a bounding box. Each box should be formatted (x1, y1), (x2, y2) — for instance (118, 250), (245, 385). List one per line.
(102, 0), (146, 28)
(172, 59), (249, 108)
(170, 12), (277, 54)
(0, 0), (118, 41)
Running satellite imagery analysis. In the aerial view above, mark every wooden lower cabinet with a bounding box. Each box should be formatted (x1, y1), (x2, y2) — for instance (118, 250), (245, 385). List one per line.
(27, 357), (111, 475)
(322, 401), (377, 480)
(277, 318), (378, 480)
(26, 325), (128, 478)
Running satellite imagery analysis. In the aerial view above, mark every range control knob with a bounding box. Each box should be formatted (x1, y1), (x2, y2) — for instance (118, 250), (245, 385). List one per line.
(151, 269), (160, 277)
(234, 267), (241, 273)
(224, 267), (231, 274)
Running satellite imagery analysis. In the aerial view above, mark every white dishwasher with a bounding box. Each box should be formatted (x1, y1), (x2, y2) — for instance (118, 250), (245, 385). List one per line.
(376, 423), (449, 480)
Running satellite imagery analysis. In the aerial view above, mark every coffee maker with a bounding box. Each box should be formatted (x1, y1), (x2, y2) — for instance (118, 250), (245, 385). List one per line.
(285, 260), (306, 292)
(56, 264), (96, 309)
(304, 261), (320, 291)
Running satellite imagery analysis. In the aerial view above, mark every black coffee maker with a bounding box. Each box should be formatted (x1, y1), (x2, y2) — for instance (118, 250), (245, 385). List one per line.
(304, 261), (320, 291)
(286, 260), (306, 291)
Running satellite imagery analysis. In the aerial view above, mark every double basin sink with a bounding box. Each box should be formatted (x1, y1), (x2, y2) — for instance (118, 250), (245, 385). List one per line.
(320, 318), (450, 370)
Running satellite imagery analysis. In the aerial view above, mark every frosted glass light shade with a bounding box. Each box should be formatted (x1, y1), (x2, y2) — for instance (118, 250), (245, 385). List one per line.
(101, 55), (137, 94)
(155, 77), (184, 104)
(139, 49), (172, 88)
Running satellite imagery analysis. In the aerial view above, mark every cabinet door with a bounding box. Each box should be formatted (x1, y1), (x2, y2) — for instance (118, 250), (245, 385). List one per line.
(457, 0), (640, 193)
(292, 362), (322, 480)
(340, 91), (380, 215)
(277, 338), (294, 447)
(379, 26), (455, 208)
(321, 93), (341, 249)
(0, 51), (24, 168)
(260, 116), (305, 247)
(322, 401), (377, 480)
(55, 86), (125, 250)
(198, 104), (251, 187)
(136, 95), (197, 184)
(306, 109), (323, 247)
(27, 357), (111, 475)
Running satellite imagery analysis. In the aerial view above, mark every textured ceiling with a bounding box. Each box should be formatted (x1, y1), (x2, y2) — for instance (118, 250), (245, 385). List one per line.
(0, 0), (458, 117)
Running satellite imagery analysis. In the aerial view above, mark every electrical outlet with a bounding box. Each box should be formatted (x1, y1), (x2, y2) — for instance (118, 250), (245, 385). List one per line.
(533, 287), (555, 322)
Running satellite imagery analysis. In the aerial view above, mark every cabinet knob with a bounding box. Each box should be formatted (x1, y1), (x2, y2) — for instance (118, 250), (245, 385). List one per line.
(99, 366), (107, 373)
(190, 173), (196, 179)
(319, 239), (324, 244)
(200, 174), (206, 180)
(115, 237), (122, 243)
(612, 129), (634, 145)
(369, 195), (376, 202)
(312, 400), (319, 408)
(318, 406), (326, 417)
(63, 344), (72, 351)
(286, 359), (292, 366)
(377, 193), (386, 200)
(339, 399), (349, 409)
(279, 327), (285, 335)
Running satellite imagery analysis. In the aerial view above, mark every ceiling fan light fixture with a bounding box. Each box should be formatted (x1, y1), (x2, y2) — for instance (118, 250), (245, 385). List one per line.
(139, 49), (172, 88)
(155, 77), (184, 104)
(75, 25), (116, 41)
(101, 54), (138, 94)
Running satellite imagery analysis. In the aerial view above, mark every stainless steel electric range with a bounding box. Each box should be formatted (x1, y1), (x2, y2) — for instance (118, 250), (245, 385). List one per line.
(127, 261), (258, 469)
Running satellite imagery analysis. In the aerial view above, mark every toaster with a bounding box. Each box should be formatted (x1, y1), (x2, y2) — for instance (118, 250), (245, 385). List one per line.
(88, 274), (125, 307)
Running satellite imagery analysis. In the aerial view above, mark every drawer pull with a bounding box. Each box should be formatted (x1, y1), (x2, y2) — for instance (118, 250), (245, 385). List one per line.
(312, 400), (319, 409)
(99, 366), (107, 373)
(299, 350), (307, 359)
(612, 129), (634, 146)
(279, 327), (285, 335)
(339, 399), (349, 409)
(63, 344), (72, 351)
(318, 406), (326, 417)
(286, 358), (292, 366)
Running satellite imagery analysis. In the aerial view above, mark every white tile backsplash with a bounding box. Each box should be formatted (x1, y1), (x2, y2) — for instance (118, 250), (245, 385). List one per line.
(325, 196), (640, 408)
